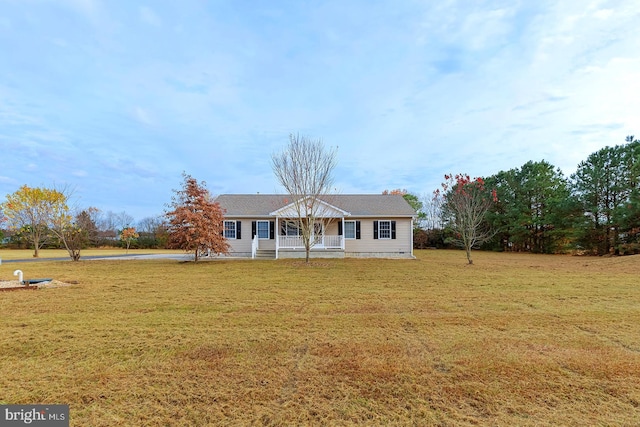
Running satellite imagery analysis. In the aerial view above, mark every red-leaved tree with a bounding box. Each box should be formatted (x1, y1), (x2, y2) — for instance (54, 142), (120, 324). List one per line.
(165, 173), (229, 261)
(435, 174), (497, 264)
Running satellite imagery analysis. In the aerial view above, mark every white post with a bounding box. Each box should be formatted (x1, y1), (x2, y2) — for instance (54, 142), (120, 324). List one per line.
(251, 235), (258, 259)
(411, 217), (415, 258)
(275, 216), (279, 259)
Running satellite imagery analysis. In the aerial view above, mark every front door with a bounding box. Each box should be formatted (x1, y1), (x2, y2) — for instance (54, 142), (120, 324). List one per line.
(313, 222), (324, 247)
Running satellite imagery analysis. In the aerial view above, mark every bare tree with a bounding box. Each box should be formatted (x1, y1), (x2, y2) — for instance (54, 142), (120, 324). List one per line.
(51, 209), (89, 261)
(117, 211), (135, 229)
(436, 174), (497, 264)
(138, 216), (163, 235)
(137, 215), (167, 248)
(423, 191), (444, 231)
(271, 133), (337, 263)
(97, 210), (134, 243)
(97, 211), (118, 242)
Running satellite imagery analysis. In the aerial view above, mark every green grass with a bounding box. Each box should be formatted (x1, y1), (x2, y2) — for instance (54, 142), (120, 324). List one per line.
(1, 250), (639, 426)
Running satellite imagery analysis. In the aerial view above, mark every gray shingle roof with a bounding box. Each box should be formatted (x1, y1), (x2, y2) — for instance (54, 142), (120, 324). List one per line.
(215, 194), (416, 217)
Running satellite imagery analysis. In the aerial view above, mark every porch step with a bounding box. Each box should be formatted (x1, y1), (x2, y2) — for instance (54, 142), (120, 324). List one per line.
(255, 250), (276, 259)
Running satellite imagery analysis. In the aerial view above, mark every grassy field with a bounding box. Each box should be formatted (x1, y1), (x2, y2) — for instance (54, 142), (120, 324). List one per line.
(1, 250), (639, 426)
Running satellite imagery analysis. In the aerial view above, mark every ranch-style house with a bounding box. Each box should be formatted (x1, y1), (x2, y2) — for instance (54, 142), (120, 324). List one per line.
(214, 194), (417, 259)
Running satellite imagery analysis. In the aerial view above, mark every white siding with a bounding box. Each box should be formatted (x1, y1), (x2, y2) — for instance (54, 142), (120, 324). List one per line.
(345, 218), (413, 257)
(223, 217), (414, 258)
(224, 219), (276, 255)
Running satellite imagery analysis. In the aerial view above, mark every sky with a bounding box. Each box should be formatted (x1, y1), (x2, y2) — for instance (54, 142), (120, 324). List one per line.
(1, 0), (639, 222)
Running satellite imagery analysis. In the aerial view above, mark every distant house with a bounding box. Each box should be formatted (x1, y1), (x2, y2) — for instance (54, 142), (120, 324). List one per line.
(214, 194), (417, 259)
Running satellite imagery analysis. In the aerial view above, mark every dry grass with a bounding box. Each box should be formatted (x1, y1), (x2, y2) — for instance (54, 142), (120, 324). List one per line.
(1, 250), (639, 426)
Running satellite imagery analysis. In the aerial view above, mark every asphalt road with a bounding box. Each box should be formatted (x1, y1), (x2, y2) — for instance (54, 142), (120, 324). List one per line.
(0, 253), (195, 263)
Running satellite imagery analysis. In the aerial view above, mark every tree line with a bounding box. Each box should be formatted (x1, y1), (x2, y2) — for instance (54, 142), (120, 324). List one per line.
(416, 135), (640, 256)
(2, 134), (637, 260)
(0, 188), (169, 258)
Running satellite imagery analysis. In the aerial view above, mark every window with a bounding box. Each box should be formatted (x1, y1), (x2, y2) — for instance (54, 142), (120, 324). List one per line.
(373, 220), (396, 240)
(344, 221), (356, 239)
(285, 221), (300, 236)
(257, 220), (269, 239)
(378, 220), (391, 239)
(252, 221), (274, 239)
(339, 220), (360, 239)
(224, 220), (236, 239)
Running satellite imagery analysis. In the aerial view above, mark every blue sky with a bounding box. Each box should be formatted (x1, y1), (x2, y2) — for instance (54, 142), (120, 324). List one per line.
(1, 0), (639, 221)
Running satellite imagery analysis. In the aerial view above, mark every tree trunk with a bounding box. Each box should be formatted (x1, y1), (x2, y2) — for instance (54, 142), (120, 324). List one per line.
(64, 246), (81, 262)
(466, 247), (473, 264)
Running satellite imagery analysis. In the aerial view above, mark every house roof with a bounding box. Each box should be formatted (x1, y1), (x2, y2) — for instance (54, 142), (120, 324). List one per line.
(215, 194), (417, 217)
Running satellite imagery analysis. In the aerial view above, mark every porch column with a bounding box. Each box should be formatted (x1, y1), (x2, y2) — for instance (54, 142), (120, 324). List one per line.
(411, 217), (414, 257)
(275, 216), (279, 259)
(341, 217), (345, 250)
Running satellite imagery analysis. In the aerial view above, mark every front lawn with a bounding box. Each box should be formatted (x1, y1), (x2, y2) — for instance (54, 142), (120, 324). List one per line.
(1, 250), (639, 425)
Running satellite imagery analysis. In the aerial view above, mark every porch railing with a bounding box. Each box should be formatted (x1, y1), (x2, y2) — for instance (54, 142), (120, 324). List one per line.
(278, 235), (343, 249)
(279, 236), (304, 248)
(323, 235), (343, 248)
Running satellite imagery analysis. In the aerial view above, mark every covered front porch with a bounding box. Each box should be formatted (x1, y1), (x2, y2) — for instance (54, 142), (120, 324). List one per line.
(251, 220), (346, 259)
(252, 198), (351, 259)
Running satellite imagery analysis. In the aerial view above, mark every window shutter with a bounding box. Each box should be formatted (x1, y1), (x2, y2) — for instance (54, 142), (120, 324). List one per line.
(356, 221), (361, 239)
(251, 221), (256, 238)
(391, 221), (396, 239)
(373, 221), (378, 239)
(338, 221), (343, 236)
(236, 221), (241, 240)
(270, 221), (275, 239)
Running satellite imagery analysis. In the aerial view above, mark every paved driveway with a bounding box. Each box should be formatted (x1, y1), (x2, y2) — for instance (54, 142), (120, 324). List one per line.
(1, 253), (195, 263)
